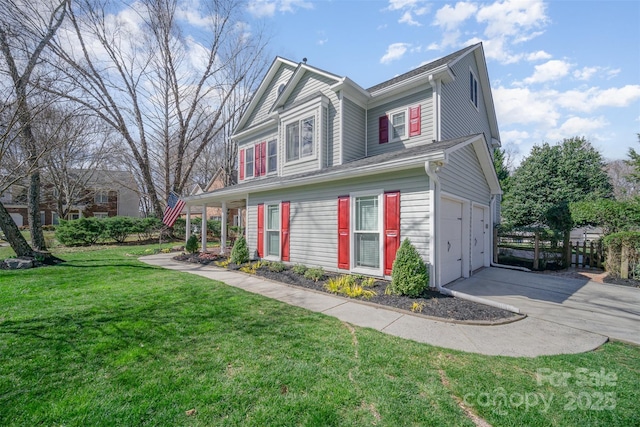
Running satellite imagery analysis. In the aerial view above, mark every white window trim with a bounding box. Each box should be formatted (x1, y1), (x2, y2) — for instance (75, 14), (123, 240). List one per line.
(267, 139), (278, 175)
(350, 189), (384, 276)
(245, 146), (255, 178)
(93, 212), (108, 219)
(283, 115), (317, 165)
(95, 191), (109, 204)
(263, 201), (281, 261)
(469, 67), (479, 111)
(387, 107), (409, 143)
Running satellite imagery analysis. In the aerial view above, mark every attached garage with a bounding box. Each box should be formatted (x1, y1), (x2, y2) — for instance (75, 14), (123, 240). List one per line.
(471, 204), (489, 272)
(440, 197), (464, 285)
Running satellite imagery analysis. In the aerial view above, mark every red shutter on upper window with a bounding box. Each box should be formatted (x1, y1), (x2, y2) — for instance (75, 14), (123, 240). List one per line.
(254, 143), (261, 177)
(281, 201), (290, 261)
(257, 204), (264, 258)
(239, 149), (245, 180)
(379, 116), (389, 144)
(337, 196), (350, 269)
(409, 105), (421, 137)
(260, 141), (267, 176)
(384, 191), (401, 276)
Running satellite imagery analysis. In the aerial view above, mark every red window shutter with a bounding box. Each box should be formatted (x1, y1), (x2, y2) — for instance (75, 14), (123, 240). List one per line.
(281, 201), (290, 261)
(254, 143), (261, 177)
(379, 115), (389, 144)
(257, 204), (264, 257)
(337, 196), (350, 269)
(384, 191), (401, 276)
(239, 149), (245, 180)
(260, 141), (267, 176)
(409, 105), (421, 137)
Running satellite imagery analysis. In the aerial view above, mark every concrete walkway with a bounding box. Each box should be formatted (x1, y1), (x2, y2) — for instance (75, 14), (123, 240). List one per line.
(140, 253), (608, 358)
(448, 268), (640, 345)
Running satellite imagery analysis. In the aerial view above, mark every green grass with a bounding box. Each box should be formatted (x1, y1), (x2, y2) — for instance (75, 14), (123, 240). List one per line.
(0, 246), (638, 426)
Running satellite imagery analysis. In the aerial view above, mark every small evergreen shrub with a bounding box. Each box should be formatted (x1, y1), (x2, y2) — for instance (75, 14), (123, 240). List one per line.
(55, 217), (105, 246)
(185, 234), (199, 254)
(304, 267), (324, 282)
(102, 216), (135, 243)
(292, 264), (308, 275)
(269, 261), (286, 272)
(389, 238), (428, 297)
(230, 236), (250, 264)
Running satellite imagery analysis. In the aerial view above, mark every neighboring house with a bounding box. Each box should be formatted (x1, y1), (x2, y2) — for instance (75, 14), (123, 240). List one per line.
(2, 169), (141, 227)
(184, 43), (502, 287)
(184, 168), (243, 227)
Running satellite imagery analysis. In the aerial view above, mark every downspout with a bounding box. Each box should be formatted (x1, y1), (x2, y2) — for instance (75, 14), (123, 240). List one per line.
(425, 160), (521, 314)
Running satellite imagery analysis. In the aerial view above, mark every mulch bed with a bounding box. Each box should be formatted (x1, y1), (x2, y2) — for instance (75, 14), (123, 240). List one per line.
(173, 253), (519, 322)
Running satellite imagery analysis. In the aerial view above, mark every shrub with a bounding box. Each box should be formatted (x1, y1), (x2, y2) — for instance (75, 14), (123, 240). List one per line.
(389, 238), (428, 297)
(133, 217), (162, 240)
(304, 267), (324, 282)
(269, 261), (286, 272)
(230, 236), (250, 264)
(324, 275), (376, 299)
(102, 216), (135, 243)
(207, 220), (221, 238)
(55, 217), (105, 246)
(185, 234), (199, 254)
(603, 231), (640, 279)
(292, 264), (308, 275)
(172, 218), (187, 239)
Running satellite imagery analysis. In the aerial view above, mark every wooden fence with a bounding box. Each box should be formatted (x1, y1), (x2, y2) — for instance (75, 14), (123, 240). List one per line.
(568, 240), (604, 269)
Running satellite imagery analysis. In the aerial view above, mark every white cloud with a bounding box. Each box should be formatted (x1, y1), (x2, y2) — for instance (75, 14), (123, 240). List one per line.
(316, 31), (328, 46)
(476, 0), (548, 39)
(501, 129), (530, 145)
(399, 11), (421, 26)
(433, 2), (478, 30)
(247, 0), (312, 18)
(526, 50), (552, 61)
(558, 85), (640, 112)
(380, 43), (411, 64)
(573, 66), (622, 81)
(523, 59), (572, 84)
(387, 0), (421, 11)
(493, 86), (560, 127)
(387, 0), (430, 26)
(546, 116), (609, 141)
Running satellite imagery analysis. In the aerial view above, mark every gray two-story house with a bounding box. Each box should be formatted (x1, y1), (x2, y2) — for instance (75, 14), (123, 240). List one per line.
(184, 43), (501, 287)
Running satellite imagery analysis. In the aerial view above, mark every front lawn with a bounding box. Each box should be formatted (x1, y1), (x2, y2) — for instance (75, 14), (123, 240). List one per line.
(0, 246), (638, 426)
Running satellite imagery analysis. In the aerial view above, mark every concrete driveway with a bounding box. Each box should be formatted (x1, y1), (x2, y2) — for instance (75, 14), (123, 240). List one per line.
(447, 268), (640, 345)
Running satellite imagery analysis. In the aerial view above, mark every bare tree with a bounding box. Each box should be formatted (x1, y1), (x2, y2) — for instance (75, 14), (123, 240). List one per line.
(48, 0), (269, 217)
(607, 159), (639, 200)
(0, 0), (68, 258)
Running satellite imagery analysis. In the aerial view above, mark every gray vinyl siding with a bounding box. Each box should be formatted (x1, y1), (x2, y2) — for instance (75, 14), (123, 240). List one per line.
(285, 73), (339, 107)
(243, 64), (295, 129)
(245, 168), (431, 273)
(439, 144), (491, 203)
(342, 97), (366, 162)
(237, 127), (279, 182)
(366, 87), (433, 157)
(440, 53), (492, 144)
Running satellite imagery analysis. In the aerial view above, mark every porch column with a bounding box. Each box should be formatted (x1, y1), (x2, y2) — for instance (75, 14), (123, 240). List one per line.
(238, 208), (243, 236)
(220, 201), (227, 255)
(185, 205), (191, 245)
(201, 204), (207, 252)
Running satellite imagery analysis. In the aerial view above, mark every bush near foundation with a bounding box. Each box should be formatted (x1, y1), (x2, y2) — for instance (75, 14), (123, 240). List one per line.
(389, 238), (428, 297)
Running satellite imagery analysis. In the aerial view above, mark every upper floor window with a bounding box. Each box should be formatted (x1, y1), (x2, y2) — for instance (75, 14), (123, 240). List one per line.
(390, 110), (406, 141)
(470, 70), (478, 109)
(245, 146), (254, 178)
(286, 116), (314, 162)
(95, 191), (109, 204)
(268, 140), (277, 173)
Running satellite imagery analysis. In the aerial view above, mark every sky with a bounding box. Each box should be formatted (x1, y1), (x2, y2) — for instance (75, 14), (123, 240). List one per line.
(242, 0), (640, 166)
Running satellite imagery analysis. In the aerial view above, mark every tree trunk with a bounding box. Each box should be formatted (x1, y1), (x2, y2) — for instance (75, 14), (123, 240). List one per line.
(563, 231), (571, 268)
(28, 170), (47, 250)
(0, 201), (35, 257)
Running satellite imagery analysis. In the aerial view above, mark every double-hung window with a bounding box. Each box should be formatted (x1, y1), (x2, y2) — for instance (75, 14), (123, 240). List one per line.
(266, 204), (280, 257)
(354, 195), (380, 270)
(245, 146), (254, 178)
(95, 191), (109, 204)
(390, 111), (406, 141)
(286, 116), (314, 162)
(268, 140), (277, 173)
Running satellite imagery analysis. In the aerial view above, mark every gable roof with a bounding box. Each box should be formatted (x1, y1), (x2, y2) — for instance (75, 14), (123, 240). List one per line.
(185, 134), (500, 207)
(270, 61), (341, 112)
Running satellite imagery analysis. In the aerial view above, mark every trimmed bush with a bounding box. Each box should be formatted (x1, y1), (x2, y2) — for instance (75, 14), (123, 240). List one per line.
(102, 216), (135, 243)
(133, 217), (162, 240)
(55, 217), (105, 246)
(603, 231), (640, 279)
(389, 238), (428, 297)
(185, 234), (199, 254)
(230, 236), (249, 264)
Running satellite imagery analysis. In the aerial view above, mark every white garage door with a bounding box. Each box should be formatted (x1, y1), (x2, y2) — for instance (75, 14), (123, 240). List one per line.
(10, 213), (23, 227)
(472, 205), (488, 271)
(440, 198), (463, 285)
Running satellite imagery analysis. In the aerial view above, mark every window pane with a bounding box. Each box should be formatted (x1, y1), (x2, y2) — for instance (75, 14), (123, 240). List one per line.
(267, 204), (279, 230)
(355, 233), (379, 268)
(301, 117), (314, 157)
(267, 231), (279, 257)
(268, 140), (277, 172)
(246, 147), (254, 177)
(286, 122), (299, 161)
(392, 112), (405, 139)
(356, 196), (378, 231)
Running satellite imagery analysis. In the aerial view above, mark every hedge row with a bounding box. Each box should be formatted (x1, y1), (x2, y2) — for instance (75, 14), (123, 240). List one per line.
(55, 216), (163, 246)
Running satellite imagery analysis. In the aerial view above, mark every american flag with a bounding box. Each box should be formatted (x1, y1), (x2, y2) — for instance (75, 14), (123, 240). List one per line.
(163, 191), (185, 227)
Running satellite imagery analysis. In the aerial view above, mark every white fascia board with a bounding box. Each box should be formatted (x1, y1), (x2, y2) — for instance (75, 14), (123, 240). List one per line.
(273, 64), (341, 111)
(234, 57), (296, 133)
(472, 48), (501, 143)
(330, 78), (370, 108)
(231, 117), (277, 142)
(368, 67), (453, 109)
(184, 152), (442, 206)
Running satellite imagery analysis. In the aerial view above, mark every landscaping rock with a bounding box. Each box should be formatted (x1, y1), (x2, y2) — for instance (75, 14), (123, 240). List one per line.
(3, 257), (35, 270)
